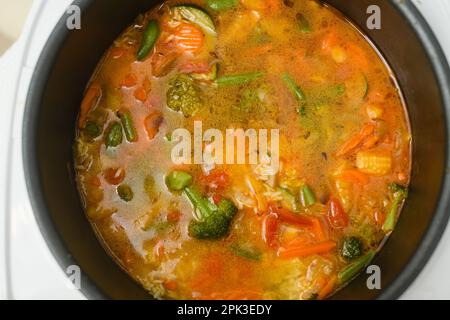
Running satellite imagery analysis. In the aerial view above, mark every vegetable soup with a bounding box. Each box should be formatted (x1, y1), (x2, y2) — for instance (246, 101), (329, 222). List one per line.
(74, 0), (411, 300)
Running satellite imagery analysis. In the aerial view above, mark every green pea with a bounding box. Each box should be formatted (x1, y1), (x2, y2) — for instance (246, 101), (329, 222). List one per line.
(117, 184), (133, 202)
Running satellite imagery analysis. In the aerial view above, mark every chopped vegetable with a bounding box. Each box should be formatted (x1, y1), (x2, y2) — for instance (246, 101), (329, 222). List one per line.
(83, 121), (102, 140)
(338, 250), (376, 284)
(341, 237), (363, 261)
(207, 0), (238, 11)
(331, 46), (347, 63)
(118, 109), (138, 142)
(186, 186), (238, 240)
(230, 243), (262, 261)
(103, 167), (125, 185)
(117, 184), (133, 202)
(166, 170), (193, 191)
(296, 13), (311, 33)
(137, 20), (160, 61)
(278, 187), (300, 212)
(366, 103), (384, 120)
(79, 83), (102, 128)
(215, 72), (264, 87)
(327, 197), (348, 229)
(144, 111), (163, 140)
(105, 122), (123, 148)
(173, 22), (205, 53)
(167, 74), (202, 117)
(336, 123), (376, 157)
(345, 72), (369, 100)
(173, 6), (216, 35)
(190, 63), (218, 81)
(269, 204), (313, 227)
(165, 170), (237, 239)
(262, 213), (279, 248)
(318, 275), (337, 300)
(282, 73), (306, 111)
(300, 185), (316, 207)
(356, 151), (392, 175)
(382, 183), (408, 233)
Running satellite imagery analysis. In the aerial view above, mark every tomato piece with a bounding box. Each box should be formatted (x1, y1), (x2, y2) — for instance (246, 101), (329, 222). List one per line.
(212, 194), (222, 205)
(327, 197), (349, 228)
(167, 210), (181, 223)
(200, 170), (230, 190)
(103, 167), (125, 185)
(121, 74), (138, 88)
(262, 213), (279, 248)
(144, 111), (163, 140)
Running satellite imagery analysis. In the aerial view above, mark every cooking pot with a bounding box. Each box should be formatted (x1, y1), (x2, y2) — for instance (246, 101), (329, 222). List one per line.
(23, 0), (450, 299)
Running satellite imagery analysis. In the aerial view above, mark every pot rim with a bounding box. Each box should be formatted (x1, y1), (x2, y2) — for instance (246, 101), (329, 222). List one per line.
(22, 0), (450, 300)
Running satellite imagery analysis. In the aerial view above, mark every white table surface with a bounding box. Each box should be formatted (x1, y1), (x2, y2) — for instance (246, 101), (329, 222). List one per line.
(1, 0), (449, 300)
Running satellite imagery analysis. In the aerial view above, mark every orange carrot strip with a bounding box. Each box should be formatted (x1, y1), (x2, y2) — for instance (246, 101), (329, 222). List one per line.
(336, 123), (376, 157)
(310, 218), (327, 242)
(78, 83), (101, 128)
(318, 275), (338, 300)
(278, 241), (336, 259)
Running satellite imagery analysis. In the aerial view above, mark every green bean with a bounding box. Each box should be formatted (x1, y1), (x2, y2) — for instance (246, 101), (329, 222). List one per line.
(137, 20), (160, 61)
(282, 73), (306, 102)
(117, 184), (133, 202)
(296, 13), (312, 33)
(300, 185), (316, 207)
(230, 243), (262, 261)
(215, 72), (264, 87)
(105, 122), (123, 148)
(119, 110), (138, 142)
(338, 250), (376, 285)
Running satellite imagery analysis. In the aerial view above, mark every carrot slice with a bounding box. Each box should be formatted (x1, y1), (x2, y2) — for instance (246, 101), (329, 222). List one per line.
(278, 241), (336, 259)
(79, 83), (101, 128)
(121, 74), (138, 88)
(336, 123), (376, 157)
(174, 22), (205, 53)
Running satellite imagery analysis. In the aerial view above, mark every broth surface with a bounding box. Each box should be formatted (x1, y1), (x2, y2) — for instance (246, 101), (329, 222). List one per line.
(74, 0), (411, 300)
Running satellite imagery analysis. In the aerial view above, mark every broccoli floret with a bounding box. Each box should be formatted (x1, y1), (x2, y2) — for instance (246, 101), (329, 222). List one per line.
(383, 183), (408, 233)
(167, 74), (202, 117)
(388, 183), (408, 198)
(341, 236), (363, 261)
(165, 170), (237, 240)
(185, 186), (237, 240)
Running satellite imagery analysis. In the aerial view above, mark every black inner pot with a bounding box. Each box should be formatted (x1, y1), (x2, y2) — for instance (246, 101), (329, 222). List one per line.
(23, 0), (450, 299)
